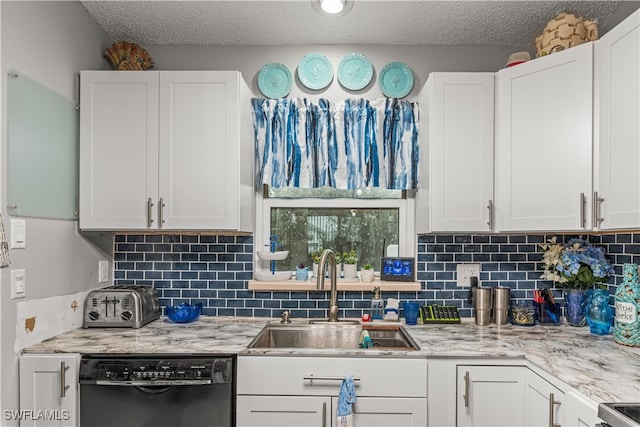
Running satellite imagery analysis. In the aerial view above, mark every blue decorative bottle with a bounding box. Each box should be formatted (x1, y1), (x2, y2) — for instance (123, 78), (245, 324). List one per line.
(585, 289), (613, 335)
(614, 263), (640, 346)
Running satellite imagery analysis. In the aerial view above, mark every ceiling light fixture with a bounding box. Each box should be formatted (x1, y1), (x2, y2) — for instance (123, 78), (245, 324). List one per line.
(312, 0), (353, 17)
(321, 0), (344, 14)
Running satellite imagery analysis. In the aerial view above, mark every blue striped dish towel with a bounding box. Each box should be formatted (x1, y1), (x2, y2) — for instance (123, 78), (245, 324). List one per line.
(337, 375), (357, 427)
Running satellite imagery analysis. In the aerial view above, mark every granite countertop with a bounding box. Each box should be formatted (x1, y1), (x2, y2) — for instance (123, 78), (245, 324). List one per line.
(23, 316), (640, 403)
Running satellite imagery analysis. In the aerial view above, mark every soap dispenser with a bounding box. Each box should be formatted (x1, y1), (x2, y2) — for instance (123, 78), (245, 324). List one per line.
(371, 286), (383, 320)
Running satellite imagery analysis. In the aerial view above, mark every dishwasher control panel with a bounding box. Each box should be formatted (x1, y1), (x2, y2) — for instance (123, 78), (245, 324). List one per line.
(79, 355), (233, 385)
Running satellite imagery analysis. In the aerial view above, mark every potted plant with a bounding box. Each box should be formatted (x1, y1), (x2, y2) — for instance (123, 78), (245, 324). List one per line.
(295, 263), (308, 281)
(360, 263), (375, 282)
(539, 237), (614, 326)
(342, 249), (358, 279)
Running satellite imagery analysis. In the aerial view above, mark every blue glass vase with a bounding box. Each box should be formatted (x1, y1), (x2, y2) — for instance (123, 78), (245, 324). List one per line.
(586, 289), (613, 335)
(565, 289), (588, 326)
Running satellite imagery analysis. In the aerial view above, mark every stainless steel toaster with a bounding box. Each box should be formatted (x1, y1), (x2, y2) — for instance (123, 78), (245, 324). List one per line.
(83, 285), (160, 328)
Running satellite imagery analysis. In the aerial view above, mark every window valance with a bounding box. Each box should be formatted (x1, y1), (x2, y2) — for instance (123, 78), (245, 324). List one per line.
(252, 98), (419, 190)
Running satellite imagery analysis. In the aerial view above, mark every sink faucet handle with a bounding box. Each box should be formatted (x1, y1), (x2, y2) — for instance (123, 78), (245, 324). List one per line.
(280, 310), (291, 324)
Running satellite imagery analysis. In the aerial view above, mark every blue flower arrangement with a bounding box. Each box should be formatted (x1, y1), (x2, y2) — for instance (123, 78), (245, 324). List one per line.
(540, 237), (614, 290)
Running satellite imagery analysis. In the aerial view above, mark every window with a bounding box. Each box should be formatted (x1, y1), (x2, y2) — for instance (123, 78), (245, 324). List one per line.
(255, 187), (415, 273)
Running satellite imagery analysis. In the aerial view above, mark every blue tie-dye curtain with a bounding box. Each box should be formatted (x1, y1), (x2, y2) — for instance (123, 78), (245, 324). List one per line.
(252, 98), (419, 190)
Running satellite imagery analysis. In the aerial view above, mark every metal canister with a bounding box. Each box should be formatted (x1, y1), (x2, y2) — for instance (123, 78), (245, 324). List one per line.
(474, 287), (492, 326)
(492, 287), (511, 325)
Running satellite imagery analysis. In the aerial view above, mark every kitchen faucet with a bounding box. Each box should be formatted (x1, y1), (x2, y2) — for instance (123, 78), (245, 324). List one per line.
(316, 248), (340, 322)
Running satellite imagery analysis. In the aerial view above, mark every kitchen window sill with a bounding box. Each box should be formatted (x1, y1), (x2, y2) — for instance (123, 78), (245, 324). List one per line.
(247, 279), (421, 291)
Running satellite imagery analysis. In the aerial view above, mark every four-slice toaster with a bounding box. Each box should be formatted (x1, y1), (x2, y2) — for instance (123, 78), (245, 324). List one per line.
(83, 285), (160, 328)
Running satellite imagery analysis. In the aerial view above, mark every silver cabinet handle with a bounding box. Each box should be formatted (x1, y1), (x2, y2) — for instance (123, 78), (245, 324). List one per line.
(158, 197), (165, 228)
(549, 393), (561, 427)
(147, 198), (154, 228)
(463, 370), (470, 408)
(322, 401), (327, 427)
(487, 200), (494, 230)
(303, 375), (361, 382)
(579, 193), (586, 228)
(60, 361), (70, 398)
(593, 192), (605, 228)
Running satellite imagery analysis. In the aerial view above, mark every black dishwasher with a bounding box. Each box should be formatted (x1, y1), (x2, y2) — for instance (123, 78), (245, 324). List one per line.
(79, 354), (235, 427)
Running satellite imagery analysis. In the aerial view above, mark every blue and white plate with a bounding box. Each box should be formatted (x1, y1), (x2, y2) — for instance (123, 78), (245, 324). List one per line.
(258, 62), (293, 99)
(298, 53), (333, 91)
(337, 53), (374, 91)
(378, 62), (414, 98)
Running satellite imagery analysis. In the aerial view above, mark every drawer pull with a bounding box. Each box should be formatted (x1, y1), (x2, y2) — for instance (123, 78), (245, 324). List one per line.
(303, 375), (361, 382)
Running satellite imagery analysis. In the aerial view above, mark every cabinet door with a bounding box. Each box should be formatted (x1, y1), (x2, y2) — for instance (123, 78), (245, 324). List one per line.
(236, 395), (330, 427)
(524, 369), (564, 427)
(426, 73), (494, 232)
(457, 365), (525, 427)
(495, 43), (593, 232)
(19, 354), (80, 427)
(79, 71), (159, 230)
(563, 391), (600, 427)
(340, 396), (427, 426)
(159, 71), (240, 229)
(596, 10), (640, 230)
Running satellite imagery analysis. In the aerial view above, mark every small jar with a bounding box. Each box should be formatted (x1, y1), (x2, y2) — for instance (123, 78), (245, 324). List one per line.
(509, 301), (536, 326)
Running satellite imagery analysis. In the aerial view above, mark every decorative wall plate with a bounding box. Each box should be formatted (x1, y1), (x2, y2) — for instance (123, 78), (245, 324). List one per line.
(297, 53), (333, 90)
(337, 53), (374, 91)
(258, 62), (293, 99)
(378, 62), (414, 98)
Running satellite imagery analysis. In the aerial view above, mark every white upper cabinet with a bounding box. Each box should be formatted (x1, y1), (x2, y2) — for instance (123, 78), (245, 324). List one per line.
(594, 9), (640, 230)
(80, 70), (253, 231)
(416, 73), (495, 233)
(495, 43), (593, 232)
(79, 71), (158, 230)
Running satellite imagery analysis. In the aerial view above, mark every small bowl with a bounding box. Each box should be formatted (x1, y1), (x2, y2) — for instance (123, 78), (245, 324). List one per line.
(253, 271), (292, 281)
(165, 303), (202, 323)
(256, 250), (289, 261)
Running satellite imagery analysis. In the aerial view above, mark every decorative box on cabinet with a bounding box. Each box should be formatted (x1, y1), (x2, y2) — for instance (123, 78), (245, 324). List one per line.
(594, 9), (640, 230)
(79, 70), (253, 231)
(495, 42), (593, 232)
(416, 73), (495, 233)
(19, 354), (80, 427)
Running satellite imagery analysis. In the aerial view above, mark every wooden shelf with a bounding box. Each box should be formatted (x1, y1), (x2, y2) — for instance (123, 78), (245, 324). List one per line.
(248, 279), (421, 291)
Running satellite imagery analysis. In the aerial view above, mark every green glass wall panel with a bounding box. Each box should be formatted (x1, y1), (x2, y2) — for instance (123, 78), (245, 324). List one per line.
(7, 68), (79, 219)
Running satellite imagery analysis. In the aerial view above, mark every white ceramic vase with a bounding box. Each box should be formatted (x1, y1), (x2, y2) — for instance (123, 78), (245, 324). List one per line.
(360, 269), (375, 282)
(343, 263), (357, 279)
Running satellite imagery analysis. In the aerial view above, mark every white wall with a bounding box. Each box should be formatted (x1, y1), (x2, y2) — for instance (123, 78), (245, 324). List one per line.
(1, 1), (109, 421)
(149, 44), (526, 101)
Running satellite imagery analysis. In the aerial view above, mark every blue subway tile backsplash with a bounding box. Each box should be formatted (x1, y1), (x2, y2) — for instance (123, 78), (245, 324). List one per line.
(113, 232), (640, 319)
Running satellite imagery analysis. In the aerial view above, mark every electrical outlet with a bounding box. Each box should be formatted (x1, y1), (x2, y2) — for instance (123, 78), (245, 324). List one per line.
(98, 260), (109, 283)
(456, 263), (480, 287)
(11, 268), (26, 299)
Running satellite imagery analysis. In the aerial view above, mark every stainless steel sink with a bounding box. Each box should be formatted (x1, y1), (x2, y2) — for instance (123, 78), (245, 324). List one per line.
(247, 322), (420, 350)
(599, 402), (640, 426)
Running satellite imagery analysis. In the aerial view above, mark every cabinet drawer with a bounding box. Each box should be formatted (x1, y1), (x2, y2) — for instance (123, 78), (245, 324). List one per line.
(237, 356), (427, 398)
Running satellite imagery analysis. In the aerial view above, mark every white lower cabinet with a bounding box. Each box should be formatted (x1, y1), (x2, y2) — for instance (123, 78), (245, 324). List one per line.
(456, 365), (525, 427)
(524, 369), (564, 427)
(427, 359), (598, 427)
(236, 396), (330, 426)
(19, 354), (80, 427)
(236, 356), (427, 427)
(525, 369), (600, 427)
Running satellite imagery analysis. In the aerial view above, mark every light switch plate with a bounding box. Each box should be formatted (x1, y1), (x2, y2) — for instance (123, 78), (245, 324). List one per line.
(457, 263), (480, 287)
(10, 219), (26, 249)
(98, 260), (109, 283)
(11, 268), (26, 299)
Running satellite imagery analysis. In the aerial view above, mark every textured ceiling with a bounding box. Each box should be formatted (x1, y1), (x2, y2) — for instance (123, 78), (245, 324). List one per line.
(81, 0), (625, 46)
